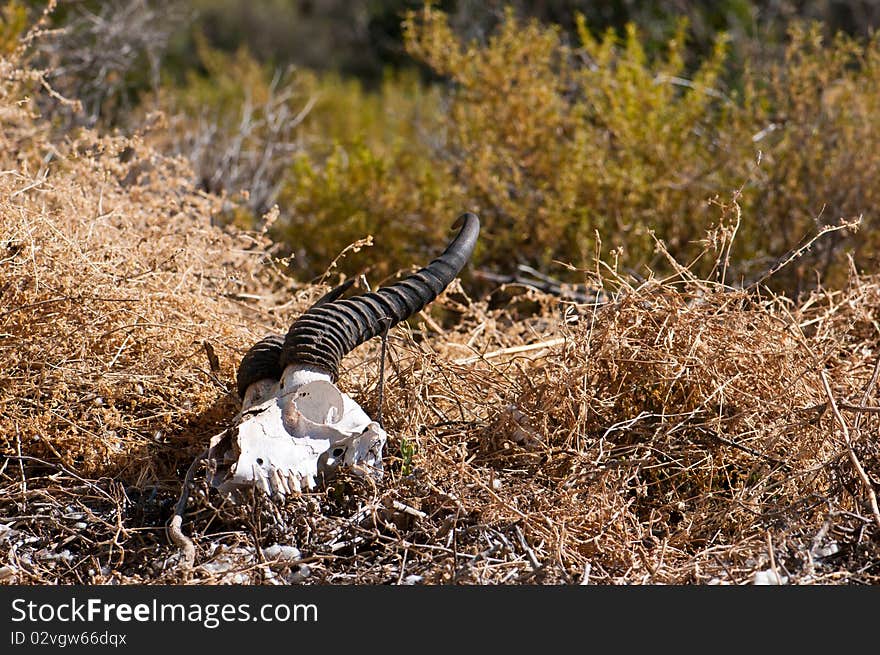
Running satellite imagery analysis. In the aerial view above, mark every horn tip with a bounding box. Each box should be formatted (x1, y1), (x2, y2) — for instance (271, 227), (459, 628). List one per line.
(453, 212), (479, 231)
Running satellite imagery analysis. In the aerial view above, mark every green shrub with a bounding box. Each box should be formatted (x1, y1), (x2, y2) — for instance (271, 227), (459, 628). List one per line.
(744, 24), (880, 289)
(150, 5), (880, 293)
(277, 70), (453, 281)
(0, 1), (28, 55)
(403, 9), (757, 275)
(393, 6), (880, 289)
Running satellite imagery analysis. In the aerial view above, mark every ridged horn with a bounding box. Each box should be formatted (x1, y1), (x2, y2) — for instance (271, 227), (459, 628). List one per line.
(280, 212), (480, 381)
(235, 334), (285, 399)
(235, 278), (358, 398)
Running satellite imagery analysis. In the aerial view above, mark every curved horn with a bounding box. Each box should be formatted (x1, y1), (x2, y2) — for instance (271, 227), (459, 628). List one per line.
(235, 279), (358, 398)
(280, 212), (480, 381)
(236, 333), (285, 399)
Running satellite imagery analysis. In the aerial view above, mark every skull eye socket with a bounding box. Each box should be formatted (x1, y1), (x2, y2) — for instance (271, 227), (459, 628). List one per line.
(256, 458), (264, 465)
(332, 448), (344, 458)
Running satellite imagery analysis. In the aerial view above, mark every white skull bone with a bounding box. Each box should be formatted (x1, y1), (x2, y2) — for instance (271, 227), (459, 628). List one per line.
(207, 213), (479, 500)
(208, 365), (386, 499)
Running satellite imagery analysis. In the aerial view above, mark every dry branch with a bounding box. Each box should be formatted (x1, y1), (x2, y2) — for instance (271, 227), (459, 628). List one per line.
(819, 371), (880, 530)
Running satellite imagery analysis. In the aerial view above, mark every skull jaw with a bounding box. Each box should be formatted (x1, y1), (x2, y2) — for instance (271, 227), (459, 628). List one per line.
(208, 366), (387, 499)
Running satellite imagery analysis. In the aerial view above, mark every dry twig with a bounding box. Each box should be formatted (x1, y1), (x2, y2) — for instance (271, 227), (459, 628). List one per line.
(819, 371), (880, 530)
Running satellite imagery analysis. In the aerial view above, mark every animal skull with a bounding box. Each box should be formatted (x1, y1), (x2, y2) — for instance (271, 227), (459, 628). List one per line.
(206, 212), (480, 499)
(208, 366), (386, 499)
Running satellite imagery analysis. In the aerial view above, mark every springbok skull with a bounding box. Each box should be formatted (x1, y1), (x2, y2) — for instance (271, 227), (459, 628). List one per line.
(207, 213), (480, 499)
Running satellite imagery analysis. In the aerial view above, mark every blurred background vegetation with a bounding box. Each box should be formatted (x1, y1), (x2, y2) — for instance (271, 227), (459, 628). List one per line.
(5, 0), (880, 293)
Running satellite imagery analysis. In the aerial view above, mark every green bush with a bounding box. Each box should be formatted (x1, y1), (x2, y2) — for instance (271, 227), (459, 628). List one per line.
(281, 5), (880, 291)
(277, 70), (452, 281)
(403, 9), (753, 274)
(146, 5), (880, 293)
(0, 1), (28, 54)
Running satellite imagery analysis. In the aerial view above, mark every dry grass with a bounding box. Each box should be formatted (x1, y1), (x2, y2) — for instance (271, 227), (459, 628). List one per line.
(2, 53), (879, 586)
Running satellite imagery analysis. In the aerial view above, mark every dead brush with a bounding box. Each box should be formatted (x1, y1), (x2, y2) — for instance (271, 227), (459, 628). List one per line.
(3, 41), (880, 584)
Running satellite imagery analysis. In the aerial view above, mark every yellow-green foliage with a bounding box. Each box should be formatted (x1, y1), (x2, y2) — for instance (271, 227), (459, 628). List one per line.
(150, 37), (453, 280)
(403, 8), (754, 272)
(284, 6), (880, 288)
(167, 33), (283, 118)
(747, 24), (880, 285)
(0, 1), (28, 54)
(279, 71), (453, 280)
(152, 6), (880, 290)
